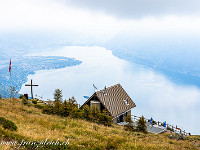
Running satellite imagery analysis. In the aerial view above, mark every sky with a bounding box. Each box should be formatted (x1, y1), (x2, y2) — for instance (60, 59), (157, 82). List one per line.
(0, 0), (200, 37)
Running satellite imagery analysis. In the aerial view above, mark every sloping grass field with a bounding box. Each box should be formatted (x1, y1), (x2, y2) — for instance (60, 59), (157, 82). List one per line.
(0, 98), (199, 149)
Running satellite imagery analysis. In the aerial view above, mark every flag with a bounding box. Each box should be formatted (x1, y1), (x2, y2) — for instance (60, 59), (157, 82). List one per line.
(163, 121), (166, 127)
(83, 96), (90, 99)
(93, 84), (98, 90)
(150, 117), (153, 124)
(9, 59), (11, 73)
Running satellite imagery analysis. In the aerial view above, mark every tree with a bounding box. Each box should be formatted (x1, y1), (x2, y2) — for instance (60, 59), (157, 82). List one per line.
(98, 109), (112, 126)
(60, 97), (78, 117)
(90, 105), (101, 123)
(10, 86), (18, 100)
(125, 113), (133, 123)
(53, 101), (62, 115)
(60, 100), (70, 117)
(124, 113), (134, 131)
(69, 96), (76, 103)
(82, 105), (92, 120)
(54, 89), (63, 103)
(136, 115), (147, 133)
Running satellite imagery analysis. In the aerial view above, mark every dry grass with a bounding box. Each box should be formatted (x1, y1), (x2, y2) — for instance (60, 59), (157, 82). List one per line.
(0, 98), (199, 149)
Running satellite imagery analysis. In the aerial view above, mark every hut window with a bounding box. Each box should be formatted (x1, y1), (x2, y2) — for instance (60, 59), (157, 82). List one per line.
(90, 100), (101, 110)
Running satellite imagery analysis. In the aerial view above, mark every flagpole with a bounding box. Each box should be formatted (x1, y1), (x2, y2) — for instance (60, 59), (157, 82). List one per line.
(10, 70), (12, 99)
(9, 59), (12, 99)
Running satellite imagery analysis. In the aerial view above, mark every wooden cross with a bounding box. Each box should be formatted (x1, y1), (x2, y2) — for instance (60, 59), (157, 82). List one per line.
(25, 79), (38, 99)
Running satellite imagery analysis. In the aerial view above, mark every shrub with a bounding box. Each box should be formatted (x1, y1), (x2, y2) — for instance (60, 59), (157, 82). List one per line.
(124, 114), (134, 131)
(0, 117), (18, 131)
(90, 106), (101, 123)
(98, 109), (112, 126)
(53, 101), (62, 115)
(34, 104), (44, 109)
(137, 115), (147, 133)
(71, 108), (83, 118)
(60, 100), (70, 117)
(42, 105), (53, 114)
(124, 123), (135, 131)
(125, 113), (133, 123)
(82, 105), (92, 121)
(22, 97), (28, 105)
(19, 94), (24, 99)
(32, 100), (37, 104)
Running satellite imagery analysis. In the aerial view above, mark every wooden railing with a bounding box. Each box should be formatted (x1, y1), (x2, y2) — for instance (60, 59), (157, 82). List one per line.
(131, 115), (190, 135)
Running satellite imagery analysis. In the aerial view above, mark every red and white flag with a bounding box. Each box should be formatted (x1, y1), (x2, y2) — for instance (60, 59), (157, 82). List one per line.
(9, 59), (11, 73)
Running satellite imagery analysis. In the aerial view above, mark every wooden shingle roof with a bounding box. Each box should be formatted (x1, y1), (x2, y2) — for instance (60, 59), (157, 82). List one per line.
(81, 84), (136, 118)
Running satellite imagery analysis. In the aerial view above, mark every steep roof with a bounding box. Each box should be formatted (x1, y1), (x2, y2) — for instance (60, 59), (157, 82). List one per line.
(81, 84), (136, 118)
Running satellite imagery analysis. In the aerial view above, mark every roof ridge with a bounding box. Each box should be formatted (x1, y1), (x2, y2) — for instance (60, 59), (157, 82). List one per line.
(97, 83), (121, 93)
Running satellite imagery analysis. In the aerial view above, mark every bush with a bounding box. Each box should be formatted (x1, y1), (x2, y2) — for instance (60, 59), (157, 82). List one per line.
(98, 109), (112, 126)
(0, 117), (18, 131)
(125, 113), (133, 123)
(22, 97), (28, 105)
(137, 116), (147, 133)
(90, 106), (101, 123)
(124, 123), (135, 131)
(32, 100), (37, 104)
(53, 101), (62, 115)
(41, 95), (112, 127)
(19, 94), (24, 99)
(70, 107), (83, 118)
(82, 105), (92, 120)
(42, 105), (53, 114)
(34, 104), (44, 109)
(60, 98), (79, 117)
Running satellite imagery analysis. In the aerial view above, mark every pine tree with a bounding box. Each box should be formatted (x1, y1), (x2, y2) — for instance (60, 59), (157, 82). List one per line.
(82, 105), (92, 121)
(53, 101), (62, 115)
(54, 89), (63, 103)
(125, 113), (133, 123)
(136, 115), (147, 133)
(124, 113), (134, 131)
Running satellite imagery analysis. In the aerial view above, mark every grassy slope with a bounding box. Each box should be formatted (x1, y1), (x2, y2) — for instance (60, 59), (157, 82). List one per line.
(0, 98), (199, 150)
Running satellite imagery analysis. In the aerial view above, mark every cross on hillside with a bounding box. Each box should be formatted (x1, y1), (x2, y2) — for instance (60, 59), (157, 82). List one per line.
(25, 79), (38, 99)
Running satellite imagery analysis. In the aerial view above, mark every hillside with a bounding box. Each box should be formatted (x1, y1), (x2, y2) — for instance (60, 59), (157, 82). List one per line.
(0, 98), (199, 150)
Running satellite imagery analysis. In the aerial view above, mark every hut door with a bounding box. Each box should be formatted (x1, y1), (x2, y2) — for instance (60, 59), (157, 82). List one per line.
(120, 115), (124, 122)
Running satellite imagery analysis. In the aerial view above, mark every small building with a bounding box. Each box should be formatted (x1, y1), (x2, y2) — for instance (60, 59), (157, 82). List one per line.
(80, 84), (136, 123)
(44, 100), (55, 106)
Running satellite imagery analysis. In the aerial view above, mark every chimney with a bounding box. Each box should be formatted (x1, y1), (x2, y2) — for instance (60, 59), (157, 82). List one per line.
(104, 86), (107, 95)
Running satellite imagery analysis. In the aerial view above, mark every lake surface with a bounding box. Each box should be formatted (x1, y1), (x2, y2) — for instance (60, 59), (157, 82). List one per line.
(20, 46), (200, 135)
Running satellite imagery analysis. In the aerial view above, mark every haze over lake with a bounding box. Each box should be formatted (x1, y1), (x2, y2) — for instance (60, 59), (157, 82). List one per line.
(19, 46), (200, 135)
